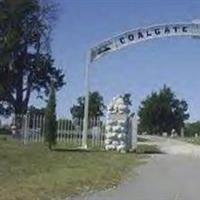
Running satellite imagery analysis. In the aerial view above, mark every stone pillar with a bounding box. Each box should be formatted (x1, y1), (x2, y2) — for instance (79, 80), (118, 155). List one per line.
(181, 127), (184, 138)
(105, 96), (131, 153)
(131, 116), (138, 150)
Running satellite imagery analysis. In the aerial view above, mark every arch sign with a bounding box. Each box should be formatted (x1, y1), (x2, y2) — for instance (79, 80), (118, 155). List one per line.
(82, 21), (200, 149)
(90, 21), (200, 62)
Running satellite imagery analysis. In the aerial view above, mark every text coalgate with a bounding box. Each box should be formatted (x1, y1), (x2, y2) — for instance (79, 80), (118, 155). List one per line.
(119, 26), (188, 45)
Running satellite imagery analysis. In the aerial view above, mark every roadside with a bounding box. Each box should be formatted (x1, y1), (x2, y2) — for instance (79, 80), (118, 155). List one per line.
(76, 154), (200, 200)
(75, 136), (200, 200)
(0, 135), (153, 200)
(181, 137), (200, 145)
(4, 134), (200, 200)
(141, 135), (200, 156)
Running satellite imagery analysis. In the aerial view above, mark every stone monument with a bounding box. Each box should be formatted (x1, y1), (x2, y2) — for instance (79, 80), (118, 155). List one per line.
(105, 96), (135, 153)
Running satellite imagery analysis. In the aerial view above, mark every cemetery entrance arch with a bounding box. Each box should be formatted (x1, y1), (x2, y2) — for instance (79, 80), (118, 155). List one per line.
(82, 20), (200, 148)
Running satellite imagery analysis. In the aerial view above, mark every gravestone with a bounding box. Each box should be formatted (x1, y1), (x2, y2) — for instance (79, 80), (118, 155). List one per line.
(162, 132), (168, 137)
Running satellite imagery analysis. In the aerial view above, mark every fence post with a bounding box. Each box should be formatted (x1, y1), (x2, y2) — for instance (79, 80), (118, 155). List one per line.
(82, 53), (91, 149)
(23, 114), (28, 145)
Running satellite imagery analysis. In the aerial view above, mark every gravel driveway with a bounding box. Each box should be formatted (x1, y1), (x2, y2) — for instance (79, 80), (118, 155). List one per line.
(72, 136), (200, 200)
(142, 135), (200, 156)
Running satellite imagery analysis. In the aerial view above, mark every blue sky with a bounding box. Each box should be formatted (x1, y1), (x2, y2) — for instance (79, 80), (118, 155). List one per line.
(34, 0), (200, 121)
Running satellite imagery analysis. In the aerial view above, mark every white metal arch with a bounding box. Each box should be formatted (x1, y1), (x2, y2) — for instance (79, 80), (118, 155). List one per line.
(82, 20), (200, 148)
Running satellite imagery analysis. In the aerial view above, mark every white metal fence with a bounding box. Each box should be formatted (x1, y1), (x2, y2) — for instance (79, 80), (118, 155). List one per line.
(10, 114), (105, 148)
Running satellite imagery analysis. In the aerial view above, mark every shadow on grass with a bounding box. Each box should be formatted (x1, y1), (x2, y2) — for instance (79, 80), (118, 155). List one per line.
(53, 147), (104, 153)
(136, 150), (165, 154)
(135, 144), (164, 155)
(53, 147), (164, 155)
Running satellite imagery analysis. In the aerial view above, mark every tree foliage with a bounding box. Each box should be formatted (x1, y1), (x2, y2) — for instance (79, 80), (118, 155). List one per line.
(28, 105), (45, 115)
(44, 82), (57, 150)
(122, 93), (132, 106)
(70, 91), (106, 119)
(0, 0), (65, 115)
(185, 121), (200, 137)
(138, 85), (189, 135)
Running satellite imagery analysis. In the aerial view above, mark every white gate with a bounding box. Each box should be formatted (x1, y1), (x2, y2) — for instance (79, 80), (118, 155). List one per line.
(11, 114), (105, 149)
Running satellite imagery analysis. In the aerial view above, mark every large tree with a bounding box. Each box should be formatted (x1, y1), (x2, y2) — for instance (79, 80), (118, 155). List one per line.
(0, 0), (65, 116)
(70, 91), (106, 119)
(138, 85), (189, 135)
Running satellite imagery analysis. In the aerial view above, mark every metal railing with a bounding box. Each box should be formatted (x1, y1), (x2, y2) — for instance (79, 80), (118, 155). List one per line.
(10, 114), (105, 149)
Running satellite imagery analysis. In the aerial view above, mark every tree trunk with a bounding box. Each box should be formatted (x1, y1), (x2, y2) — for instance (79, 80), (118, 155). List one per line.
(15, 69), (24, 115)
(48, 143), (52, 151)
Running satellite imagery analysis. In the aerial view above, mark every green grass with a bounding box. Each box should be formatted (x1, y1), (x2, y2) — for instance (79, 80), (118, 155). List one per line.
(182, 137), (200, 145)
(0, 135), (141, 200)
(137, 137), (150, 142)
(136, 144), (161, 154)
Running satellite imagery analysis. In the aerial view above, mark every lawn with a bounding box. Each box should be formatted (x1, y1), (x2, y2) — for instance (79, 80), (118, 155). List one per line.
(182, 137), (200, 145)
(137, 136), (150, 142)
(136, 144), (161, 154)
(0, 135), (143, 200)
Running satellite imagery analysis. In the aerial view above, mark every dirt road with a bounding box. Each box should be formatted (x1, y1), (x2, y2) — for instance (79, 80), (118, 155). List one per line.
(142, 135), (200, 156)
(72, 136), (200, 200)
